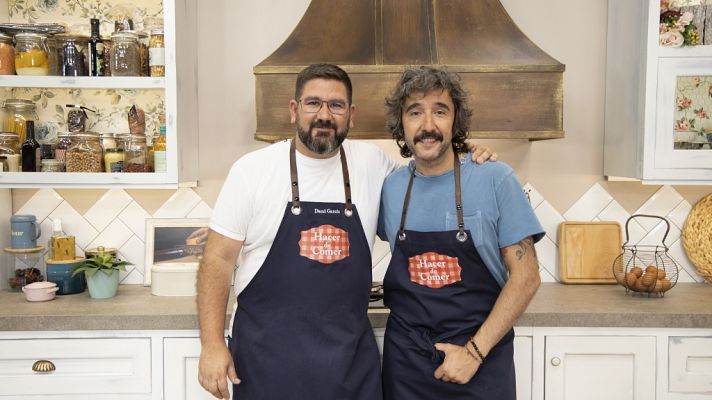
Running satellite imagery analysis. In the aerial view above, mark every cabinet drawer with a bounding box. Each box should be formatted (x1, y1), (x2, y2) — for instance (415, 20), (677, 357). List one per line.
(669, 337), (712, 394)
(0, 338), (151, 396)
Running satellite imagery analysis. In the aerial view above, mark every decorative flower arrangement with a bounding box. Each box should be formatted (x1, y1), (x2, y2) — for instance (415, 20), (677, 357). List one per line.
(659, 9), (700, 46)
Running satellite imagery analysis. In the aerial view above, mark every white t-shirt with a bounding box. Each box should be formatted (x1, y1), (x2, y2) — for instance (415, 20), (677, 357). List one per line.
(210, 139), (399, 296)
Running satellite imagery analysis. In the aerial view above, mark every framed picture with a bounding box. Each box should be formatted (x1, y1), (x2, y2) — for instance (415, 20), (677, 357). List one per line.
(144, 218), (209, 286)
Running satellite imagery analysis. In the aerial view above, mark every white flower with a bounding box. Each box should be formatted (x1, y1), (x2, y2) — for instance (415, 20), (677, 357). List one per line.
(675, 11), (694, 29)
(660, 30), (685, 47)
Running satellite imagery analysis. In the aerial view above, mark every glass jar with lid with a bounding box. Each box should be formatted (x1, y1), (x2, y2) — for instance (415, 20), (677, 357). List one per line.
(0, 132), (20, 155)
(0, 33), (16, 75)
(124, 134), (149, 172)
(14, 33), (50, 76)
(109, 31), (140, 76)
(2, 99), (38, 143)
(40, 158), (64, 172)
(65, 132), (102, 172)
(104, 148), (124, 172)
(54, 132), (72, 164)
(55, 34), (89, 76)
(148, 29), (164, 77)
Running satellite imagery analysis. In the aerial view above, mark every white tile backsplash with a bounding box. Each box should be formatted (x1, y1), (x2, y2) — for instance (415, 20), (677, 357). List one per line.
(563, 183), (613, 221)
(119, 235), (147, 279)
(668, 238), (704, 283)
(84, 189), (133, 232)
(85, 218), (133, 251)
(667, 200), (692, 231)
(187, 201), (213, 219)
(535, 235), (559, 281)
(523, 183), (544, 209)
(534, 200), (565, 244)
(16, 189), (63, 221)
(635, 186), (684, 231)
(118, 201), (152, 241)
(48, 202), (98, 249)
(152, 188), (202, 218)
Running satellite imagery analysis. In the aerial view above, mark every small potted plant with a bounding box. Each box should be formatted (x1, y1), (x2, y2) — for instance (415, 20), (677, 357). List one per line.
(72, 246), (131, 299)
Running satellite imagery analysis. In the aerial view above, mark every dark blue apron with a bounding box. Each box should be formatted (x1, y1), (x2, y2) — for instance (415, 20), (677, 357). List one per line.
(382, 150), (515, 400)
(231, 140), (382, 400)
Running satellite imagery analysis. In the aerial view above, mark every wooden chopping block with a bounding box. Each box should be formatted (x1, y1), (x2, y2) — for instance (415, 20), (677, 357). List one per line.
(558, 221), (622, 284)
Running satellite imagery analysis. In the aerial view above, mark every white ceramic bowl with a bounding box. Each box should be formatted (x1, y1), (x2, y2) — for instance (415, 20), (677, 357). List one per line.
(22, 281), (59, 302)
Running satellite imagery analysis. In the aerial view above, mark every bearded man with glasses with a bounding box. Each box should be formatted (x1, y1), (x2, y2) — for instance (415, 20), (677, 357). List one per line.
(196, 63), (496, 400)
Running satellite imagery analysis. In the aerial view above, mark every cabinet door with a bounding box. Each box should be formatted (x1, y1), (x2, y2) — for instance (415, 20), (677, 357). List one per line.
(545, 336), (655, 400)
(669, 337), (712, 394)
(164, 337), (222, 400)
(514, 336), (532, 400)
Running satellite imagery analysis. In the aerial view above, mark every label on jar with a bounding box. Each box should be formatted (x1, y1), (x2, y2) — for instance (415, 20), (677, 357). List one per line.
(154, 150), (166, 173)
(110, 161), (124, 173)
(149, 47), (165, 66)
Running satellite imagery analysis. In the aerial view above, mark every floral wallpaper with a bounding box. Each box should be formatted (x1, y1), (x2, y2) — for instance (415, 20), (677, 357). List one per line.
(674, 75), (712, 149)
(4, 0), (165, 144)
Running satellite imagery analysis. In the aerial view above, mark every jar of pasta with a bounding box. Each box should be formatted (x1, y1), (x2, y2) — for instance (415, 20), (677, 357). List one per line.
(14, 33), (50, 76)
(109, 31), (140, 76)
(65, 132), (102, 172)
(124, 134), (148, 172)
(0, 33), (16, 75)
(148, 29), (164, 77)
(2, 99), (38, 143)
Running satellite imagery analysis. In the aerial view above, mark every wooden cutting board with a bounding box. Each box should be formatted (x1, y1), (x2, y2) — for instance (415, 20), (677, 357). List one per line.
(558, 221), (622, 284)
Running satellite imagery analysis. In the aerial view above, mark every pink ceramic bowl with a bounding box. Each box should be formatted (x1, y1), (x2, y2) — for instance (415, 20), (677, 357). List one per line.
(22, 281), (59, 302)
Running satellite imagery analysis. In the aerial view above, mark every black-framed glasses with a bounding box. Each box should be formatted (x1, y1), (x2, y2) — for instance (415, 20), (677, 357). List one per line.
(298, 98), (349, 115)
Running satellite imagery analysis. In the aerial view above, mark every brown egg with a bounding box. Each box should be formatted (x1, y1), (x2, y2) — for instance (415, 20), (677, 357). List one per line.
(656, 269), (667, 279)
(625, 272), (637, 287)
(641, 272), (656, 287)
(631, 266), (644, 278)
(614, 267), (626, 285)
(634, 277), (649, 292)
(661, 278), (672, 291)
(646, 265), (657, 274)
(652, 280), (666, 292)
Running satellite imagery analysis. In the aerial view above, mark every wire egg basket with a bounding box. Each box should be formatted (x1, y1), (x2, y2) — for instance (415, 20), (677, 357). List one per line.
(612, 214), (680, 297)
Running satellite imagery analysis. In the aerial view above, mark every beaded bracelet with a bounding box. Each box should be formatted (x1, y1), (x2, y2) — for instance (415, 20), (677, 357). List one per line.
(469, 337), (486, 363)
(464, 346), (480, 363)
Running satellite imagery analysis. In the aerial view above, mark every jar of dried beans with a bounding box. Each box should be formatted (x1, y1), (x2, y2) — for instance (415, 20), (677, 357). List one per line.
(109, 31), (140, 76)
(65, 132), (102, 172)
(124, 134), (149, 172)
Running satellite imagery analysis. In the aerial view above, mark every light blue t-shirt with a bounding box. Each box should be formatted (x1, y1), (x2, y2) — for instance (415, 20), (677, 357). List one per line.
(377, 156), (545, 287)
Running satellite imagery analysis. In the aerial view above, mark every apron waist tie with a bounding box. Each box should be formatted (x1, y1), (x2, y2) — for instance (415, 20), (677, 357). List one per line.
(391, 314), (445, 364)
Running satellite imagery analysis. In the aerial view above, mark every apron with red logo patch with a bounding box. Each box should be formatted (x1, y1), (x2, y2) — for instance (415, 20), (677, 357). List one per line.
(382, 151), (515, 400)
(231, 140), (381, 400)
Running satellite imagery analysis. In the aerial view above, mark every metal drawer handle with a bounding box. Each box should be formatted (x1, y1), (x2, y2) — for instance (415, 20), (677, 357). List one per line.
(550, 357), (561, 366)
(32, 360), (55, 373)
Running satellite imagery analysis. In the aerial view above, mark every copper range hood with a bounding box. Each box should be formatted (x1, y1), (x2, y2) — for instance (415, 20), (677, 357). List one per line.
(254, 0), (565, 142)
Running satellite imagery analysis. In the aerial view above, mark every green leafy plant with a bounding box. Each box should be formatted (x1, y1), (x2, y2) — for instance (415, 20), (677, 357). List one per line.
(72, 251), (131, 278)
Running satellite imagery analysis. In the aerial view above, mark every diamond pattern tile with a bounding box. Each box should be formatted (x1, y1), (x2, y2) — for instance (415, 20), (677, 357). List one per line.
(84, 189), (133, 232)
(119, 235), (146, 282)
(16, 189), (63, 221)
(637, 219), (681, 247)
(187, 201), (213, 219)
(534, 201), (565, 244)
(539, 267), (557, 283)
(534, 235), (559, 281)
(85, 219), (133, 251)
(119, 266), (144, 284)
(153, 188), (202, 218)
(668, 239), (704, 283)
(667, 200), (692, 231)
(523, 183), (544, 209)
(563, 183), (613, 221)
(48, 202), (98, 249)
(118, 201), (152, 241)
(635, 186), (684, 231)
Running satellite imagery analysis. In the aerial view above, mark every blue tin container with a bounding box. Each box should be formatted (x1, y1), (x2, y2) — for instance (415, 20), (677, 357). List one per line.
(46, 258), (86, 295)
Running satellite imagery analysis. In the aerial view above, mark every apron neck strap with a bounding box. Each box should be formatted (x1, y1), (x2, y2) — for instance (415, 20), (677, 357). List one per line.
(397, 145), (467, 242)
(289, 139), (354, 217)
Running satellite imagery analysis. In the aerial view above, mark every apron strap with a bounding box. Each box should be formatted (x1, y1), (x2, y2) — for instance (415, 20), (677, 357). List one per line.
(289, 139), (354, 217)
(398, 145), (467, 242)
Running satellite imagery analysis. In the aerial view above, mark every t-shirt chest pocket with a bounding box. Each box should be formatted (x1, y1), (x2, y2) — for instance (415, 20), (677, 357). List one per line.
(445, 210), (483, 247)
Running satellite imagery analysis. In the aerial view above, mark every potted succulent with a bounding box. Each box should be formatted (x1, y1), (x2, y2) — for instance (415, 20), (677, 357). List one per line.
(72, 246), (131, 299)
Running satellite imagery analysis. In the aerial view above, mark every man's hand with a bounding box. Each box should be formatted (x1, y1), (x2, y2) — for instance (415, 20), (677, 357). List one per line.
(198, 341), (240, 399)
(433, 343), (480, 384)
(466, 142), (498, 164)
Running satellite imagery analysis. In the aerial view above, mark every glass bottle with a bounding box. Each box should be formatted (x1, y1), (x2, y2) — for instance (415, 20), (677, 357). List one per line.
(0, 132), (20, 155)
(0, 33), (16, 75)
(55, 34), (89, 76)
(153, 125), (166, 172)
(124, 134), (148, 172)
(109, 31), (140, 76)
(65, 132), (102, 172)
(2, 99), (38, 143)
(104, 148), (124, 172)
(40, 159), (64, 172)
(14, 33), (50, 76)
(88, 18), (105, 76)
(47, 219), (65, 260)
(21, 120), (39, 172)
(148, 29), (165, 77)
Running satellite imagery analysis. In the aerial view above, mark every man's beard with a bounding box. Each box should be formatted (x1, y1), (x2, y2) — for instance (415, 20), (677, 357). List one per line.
(408, 130), (450, 161)
(297, 119), (349, 154)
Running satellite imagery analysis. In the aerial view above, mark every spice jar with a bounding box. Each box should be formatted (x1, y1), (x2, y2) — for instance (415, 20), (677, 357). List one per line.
(148, 29), (165, 77)
(104, 148), (124, 172)
(2, 99), (38, 143)
(40, 158), (64, 172)
(109, 31), (140, 76)
(0, 132), (20, 155)
(133, 30), (149, 76)
(54, 132), (72, 164)
(55, 34), (89, 76)
(14, 33), (50, 76)
(65, 132), (102, 172)
(0, 33), (16, 75)
(124, 134), (148, 172)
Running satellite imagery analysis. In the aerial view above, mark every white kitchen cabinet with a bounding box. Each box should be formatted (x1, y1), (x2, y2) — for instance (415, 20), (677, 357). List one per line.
(0, 337), (153, 399)
(604, 0), (712, 184)
(163, 337), (217, 400)
(668, 337), (712, 396)
(0, 0), (198, 188)
(514, 335), (533, 400)
(544, 335), (656, 400)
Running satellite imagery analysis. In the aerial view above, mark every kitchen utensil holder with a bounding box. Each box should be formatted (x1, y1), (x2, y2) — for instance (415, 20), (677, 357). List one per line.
(612, 214), (680, 297)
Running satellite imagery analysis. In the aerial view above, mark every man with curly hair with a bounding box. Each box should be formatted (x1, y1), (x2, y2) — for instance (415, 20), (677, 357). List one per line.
(378, 66), (544, 399)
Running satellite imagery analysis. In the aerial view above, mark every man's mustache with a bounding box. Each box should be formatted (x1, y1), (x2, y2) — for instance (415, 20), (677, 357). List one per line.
(310, 120), (336, 136)
(414, 130), (443, 144)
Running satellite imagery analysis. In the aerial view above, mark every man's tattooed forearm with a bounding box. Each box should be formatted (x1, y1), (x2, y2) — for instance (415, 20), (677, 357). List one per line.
(510, 237), (536, 261)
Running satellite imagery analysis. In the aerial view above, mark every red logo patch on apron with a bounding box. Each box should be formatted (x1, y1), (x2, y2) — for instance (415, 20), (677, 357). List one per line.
(408, 252), (462, 288)
(299, 224), (350, 264)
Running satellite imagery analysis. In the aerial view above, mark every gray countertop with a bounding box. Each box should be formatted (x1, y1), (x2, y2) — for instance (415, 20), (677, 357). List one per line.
(1, 283), (711, 332)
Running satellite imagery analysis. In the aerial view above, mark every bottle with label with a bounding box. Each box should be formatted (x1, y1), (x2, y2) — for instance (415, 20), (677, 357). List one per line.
(148, 29), (164, 77)
(21, 120), (39, 172)
(47, 219), (65, 260)
(88, 18), (104, 76)
(153, 125), (166, 173)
